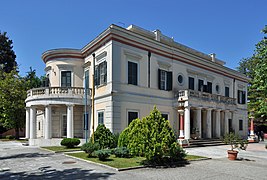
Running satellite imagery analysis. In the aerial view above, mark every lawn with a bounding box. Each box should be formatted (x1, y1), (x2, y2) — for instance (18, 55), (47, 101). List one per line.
(41, 146), (81, 153)
(67, 152), (206, 169)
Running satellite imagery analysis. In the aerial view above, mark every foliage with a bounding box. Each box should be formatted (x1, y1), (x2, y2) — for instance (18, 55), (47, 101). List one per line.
(81, 142), (100, 157)
(5, 135), (15, 140)
(95, 149), (111, 161)
(113, 133), (120, 148)
(0, 69), (27, 139)
(114, 147), (131, 158)
(223, 133), (248, 151)
(93, 124), (116, 149)
(0, 31), (17, 73)
(60, 138), (80, 148)
(24, 67), (42, 89)
(237, 26), (267, 121)
(119, 106), (185, 164)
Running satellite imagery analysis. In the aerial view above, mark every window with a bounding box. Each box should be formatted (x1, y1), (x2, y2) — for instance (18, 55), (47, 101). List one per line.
(177, 75), (183, 85)
(239, 120), (243, 131)
(162, 114), (168, 120)
(188, 77), (194, 90)
(128, 61), (138, 85)
(158, 69), (172, 91)
(198, 79), (204, 91)
(62, 115), (67, 137)
(128, 111), (138, 125)
(98, 111), (104, 125)
(207, 82), (212, 94)
(238, 90), (246, 104)
(38, 121), (41, 131)
(225, 87), (230, 97)
(216, 85), (220, 94)
(61, 71), (71, 87)
(85, 70), (89, 89)
(95, 61), (107, 86)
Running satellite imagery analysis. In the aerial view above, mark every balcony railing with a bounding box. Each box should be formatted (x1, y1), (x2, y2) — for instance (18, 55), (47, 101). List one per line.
(178, 89), (236, 105)
(27, 87), (91, 98)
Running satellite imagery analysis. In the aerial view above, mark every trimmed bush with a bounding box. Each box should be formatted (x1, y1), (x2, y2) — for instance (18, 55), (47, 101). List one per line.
(60, 138), (80, 148)
(93, 124), (116, 149)
(95, 149), (111, 161)
(118, 106), (185, 164)
(81, 142), (100, 157)
(5, 135), (15, 140)
(114, 147), (130, 158)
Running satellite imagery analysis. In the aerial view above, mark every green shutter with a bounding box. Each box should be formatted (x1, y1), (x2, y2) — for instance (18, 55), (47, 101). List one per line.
(167, 71), (172, 91)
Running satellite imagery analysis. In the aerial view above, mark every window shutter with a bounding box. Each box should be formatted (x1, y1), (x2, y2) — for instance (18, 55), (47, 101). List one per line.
(104, 61), (107, 84)
(237, 90), (241, 104)
(158, 69), (161, 89)
(242, 91), (246, 104)
(95, 65), (99, 86)
(167, 71), (172, 91)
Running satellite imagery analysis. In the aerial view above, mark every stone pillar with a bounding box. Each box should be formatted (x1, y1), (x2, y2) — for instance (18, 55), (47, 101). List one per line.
(196, 107), (202, 138)
(184, 106), (190, 140)
(45, 105), (52, 139)
(30, 107), (37, 139)
(178, 110), (185, 139)
(206, 108), (212, 138)
(224, 110), (229, 134)
(25, 107), (30, 139)
(67, 105), (74, 138)
(250, 117), (254, 136)
(215, 110), (221, 138)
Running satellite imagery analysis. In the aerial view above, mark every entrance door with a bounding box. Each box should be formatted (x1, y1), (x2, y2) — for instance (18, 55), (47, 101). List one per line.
(62, 115), (67, 137)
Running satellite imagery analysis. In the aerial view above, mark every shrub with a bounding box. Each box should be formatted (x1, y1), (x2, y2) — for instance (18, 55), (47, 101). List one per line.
(95, 149), (111, 161)
(113, 133), (120, 148)
(60, 138), (80, 148)
(118, 106), (184, 164)
(81, 142), (99, 157)
(114, 147), (130, 158)
(5, 135), (15, 140)
(93, 124), (116, 149)
(223, 133), (248, 151)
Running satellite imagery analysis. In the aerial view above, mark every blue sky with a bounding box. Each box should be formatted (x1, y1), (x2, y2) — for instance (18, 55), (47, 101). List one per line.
(1, 0), (266, 77)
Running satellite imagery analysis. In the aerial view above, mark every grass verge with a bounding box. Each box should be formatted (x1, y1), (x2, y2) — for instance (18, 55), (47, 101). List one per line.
(67, 152), (206, 169)
(41, 146), (81, 153)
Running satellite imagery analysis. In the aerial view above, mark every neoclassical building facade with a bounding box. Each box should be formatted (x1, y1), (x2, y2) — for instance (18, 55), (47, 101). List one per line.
(25, 24), (249, 146)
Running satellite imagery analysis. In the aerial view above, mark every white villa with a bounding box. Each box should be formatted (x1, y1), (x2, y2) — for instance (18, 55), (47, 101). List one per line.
(25, 24), (249, 146)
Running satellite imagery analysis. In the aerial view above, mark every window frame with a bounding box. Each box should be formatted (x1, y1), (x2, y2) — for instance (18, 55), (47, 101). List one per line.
(188, 77), (195, 90)
(225, 86), (230, 97)
(128, 61), (138, 85)
(127, 110), (139, 125)
(158, 69), (172, 91)
(95, 61), (107, 86)
(61, 71), (72, 87)
(98, 111), (104, 125)
(239, 119), (243, 131)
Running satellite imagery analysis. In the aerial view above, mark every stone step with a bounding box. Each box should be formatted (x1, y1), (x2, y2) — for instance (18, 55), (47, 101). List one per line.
(185, 139), (226, 148)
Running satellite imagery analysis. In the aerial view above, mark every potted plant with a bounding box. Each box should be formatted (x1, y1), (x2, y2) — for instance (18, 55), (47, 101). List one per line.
(223, 132), (248, 160)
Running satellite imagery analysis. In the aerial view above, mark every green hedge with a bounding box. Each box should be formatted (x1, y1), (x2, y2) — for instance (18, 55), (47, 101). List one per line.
(60, 138), (80, 148)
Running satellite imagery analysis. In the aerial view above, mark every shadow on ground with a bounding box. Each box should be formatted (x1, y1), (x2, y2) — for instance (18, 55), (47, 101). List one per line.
(0, 166), (115, 180)
(0, 152), (52, 160)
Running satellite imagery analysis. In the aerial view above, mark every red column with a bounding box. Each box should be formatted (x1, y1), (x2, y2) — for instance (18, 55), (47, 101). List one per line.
(179, 113), (185, 139)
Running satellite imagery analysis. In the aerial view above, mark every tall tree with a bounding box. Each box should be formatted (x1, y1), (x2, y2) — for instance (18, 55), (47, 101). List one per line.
(0, 68), (27, 139)
(0, 31), (17, 73)
(24, 67), (42, 88)
(238, 26), (267, 121)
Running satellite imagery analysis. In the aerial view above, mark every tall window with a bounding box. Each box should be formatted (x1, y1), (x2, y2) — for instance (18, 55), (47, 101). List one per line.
(198, 79), (204, 91)
(162, 114), (168, 120)
(128, 111), (138, 125)
(225, 87), (230, 97)
(98, 111), (104, 125)
(239, 120), (243, 131)
(158, 69), (172, 91)
(188, 77), (194, 90)
(61, 71), (71, 87)
(238, 90), (246, 104)
(95, 61), (107, 86)
(128, 61), (138, 85)
(85, 70), (89, 89)
(207, 82), (212, 94)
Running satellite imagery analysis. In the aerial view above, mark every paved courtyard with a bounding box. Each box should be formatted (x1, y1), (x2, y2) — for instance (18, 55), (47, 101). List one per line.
(0, 140), (266, 180)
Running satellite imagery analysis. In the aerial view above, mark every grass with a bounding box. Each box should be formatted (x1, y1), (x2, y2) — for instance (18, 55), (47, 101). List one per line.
(67, 152), (207, 169)
(0, 138), (28, 143)
(41, 146), (81, 152)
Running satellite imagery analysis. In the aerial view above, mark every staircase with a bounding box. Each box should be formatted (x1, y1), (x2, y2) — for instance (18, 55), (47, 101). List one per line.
(186, 139), (225, 148)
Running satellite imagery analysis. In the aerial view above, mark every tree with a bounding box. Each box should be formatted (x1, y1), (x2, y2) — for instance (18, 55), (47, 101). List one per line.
(237, 26), (267, 121)
(0, 69), (27, 139)
(24, 67), (42, 88)
(0, 31), (17, 73)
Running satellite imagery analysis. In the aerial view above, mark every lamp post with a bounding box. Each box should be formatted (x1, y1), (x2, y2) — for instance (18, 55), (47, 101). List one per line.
(177, 100), (189, 147)
(248, 111), (256, 142)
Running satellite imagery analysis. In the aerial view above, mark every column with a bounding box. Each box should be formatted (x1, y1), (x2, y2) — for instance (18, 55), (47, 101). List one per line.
(206, 108), (212, 138)
(250, 117), (255, 136)
(224, 110), (229, 134)
(29, 106), (37, 139)
(184, 106), (190, 140)
(25, 107), (30, 139)
(45, 105), (52, 139)
(178, 110), (184, 139)
(67, 105), (74, 138)
(196, 107), (202, 138)
(215, 110), (221, 138)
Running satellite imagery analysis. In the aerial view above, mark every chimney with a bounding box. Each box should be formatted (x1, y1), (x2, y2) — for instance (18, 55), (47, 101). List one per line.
(154, 29), (161, 41)
(210, 53), (216, 62)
